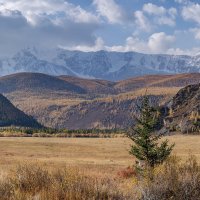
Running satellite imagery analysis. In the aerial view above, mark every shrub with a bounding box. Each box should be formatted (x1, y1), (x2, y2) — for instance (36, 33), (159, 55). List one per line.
(138, 155), (200, 200)
(0, 163), (129, 200)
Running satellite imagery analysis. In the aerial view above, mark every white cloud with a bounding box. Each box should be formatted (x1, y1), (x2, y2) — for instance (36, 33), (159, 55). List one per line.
(168, 8), (177, 18)
(71, 32), (200, 56)
(190, 28), (200, 40)
(148, 32), (175, 53)
(167, 47), (200, 56)
(106, 36), (147, 52)
(143, 3), (166, 15)
(0, 0), (197, 57)
(117, 32), (175, 53)
(157, 16), (176, 26)
(104, 32), (176, 54)
(134, 10), (152, 32)
(0, 0), (99, 25)
(62, 37), (105, 52)
(0, 0), (102, 56)
(93, 0), (124, 24)
(141, 3), (177, 27)
(182, 3), (200, 24)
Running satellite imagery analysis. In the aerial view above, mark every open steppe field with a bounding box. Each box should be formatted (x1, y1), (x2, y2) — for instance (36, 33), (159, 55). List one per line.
(0, 135), (200, 199)
(0, 135), (200, 172)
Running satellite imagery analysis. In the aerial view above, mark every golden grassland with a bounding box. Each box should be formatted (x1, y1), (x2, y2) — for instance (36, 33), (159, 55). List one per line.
(0, 135), (200, 170)
(0, 135), (200, 199)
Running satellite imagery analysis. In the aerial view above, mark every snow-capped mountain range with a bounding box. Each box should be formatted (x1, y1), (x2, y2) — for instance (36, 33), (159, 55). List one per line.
(0, 48), (200, 81)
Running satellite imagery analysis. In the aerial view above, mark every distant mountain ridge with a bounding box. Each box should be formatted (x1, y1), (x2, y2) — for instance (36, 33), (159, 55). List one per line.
(1, 48), (200, 80)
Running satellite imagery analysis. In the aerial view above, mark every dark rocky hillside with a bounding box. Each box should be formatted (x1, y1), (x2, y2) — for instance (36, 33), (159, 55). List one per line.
(165, 83), (200, 133)
(0, 94), (41, 128)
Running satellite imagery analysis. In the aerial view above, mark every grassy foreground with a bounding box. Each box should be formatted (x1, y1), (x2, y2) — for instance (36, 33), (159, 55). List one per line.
(0, 135), (200, 199)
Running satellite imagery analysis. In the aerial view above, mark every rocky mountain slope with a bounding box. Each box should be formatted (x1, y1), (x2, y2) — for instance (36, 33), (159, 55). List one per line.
(165, 83), (200, 133)
(0, 93), (41, 128)
(0, 72), (199, 130)
(1, 48), (200, 80)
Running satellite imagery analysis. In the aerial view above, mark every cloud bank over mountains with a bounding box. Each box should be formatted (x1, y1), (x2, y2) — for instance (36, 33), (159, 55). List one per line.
(0, 0), (200, 56)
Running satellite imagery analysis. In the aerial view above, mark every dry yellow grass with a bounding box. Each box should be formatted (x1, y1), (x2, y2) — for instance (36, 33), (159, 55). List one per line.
(0, 135), (200, 199)
(0, 135), (200, 171)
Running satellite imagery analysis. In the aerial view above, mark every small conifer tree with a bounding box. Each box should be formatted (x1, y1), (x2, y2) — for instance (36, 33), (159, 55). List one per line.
(128, 95), (174, 168)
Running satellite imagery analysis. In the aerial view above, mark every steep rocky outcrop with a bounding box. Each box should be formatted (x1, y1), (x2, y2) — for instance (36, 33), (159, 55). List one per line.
(165, 83), (200, 133)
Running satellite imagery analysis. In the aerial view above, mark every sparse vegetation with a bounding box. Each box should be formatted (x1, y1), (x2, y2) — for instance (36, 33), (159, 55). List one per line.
(137, 155), (200, 200)
(0, 163), (129, 200)
(0, 154), (200, 199)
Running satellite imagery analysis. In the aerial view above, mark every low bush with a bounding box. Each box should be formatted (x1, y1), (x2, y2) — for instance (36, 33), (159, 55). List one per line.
(138, 155), (200, 200)
(0, 163), (129, 200)
(0, 156), (200, 199)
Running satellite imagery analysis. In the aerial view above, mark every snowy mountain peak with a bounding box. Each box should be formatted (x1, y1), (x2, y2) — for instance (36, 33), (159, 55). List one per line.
(0, 48), (200, 80)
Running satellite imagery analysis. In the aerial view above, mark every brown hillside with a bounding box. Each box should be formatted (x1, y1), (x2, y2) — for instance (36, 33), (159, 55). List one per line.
(59, 75), (117, 95)
(0, 73), (86, 95)
(115, 73), (200, 92)
(0, 72), (199, 129)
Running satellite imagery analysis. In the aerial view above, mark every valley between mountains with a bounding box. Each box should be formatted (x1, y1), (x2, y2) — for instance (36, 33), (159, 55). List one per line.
(0, 72), (199, 131)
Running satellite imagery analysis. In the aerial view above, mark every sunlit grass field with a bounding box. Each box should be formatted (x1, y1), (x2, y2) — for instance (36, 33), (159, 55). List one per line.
(0, 135), (200, 171)
(0, 135), (200, 199)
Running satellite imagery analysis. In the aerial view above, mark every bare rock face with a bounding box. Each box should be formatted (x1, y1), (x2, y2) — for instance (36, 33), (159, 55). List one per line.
(165, 83), (200, 133)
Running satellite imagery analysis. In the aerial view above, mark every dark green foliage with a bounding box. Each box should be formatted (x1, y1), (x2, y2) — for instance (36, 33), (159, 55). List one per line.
(0, 127), (124, 138)
(128, 96), (174, 168)
(193, 120), (200, 132)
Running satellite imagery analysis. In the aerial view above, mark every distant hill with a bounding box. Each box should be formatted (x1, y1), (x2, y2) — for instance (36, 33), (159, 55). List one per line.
(0, 93), (41, 128)
(0, 72), (199, 96)
(0, 72), (199, 129)
(165, 83), (200, 133)
(115, 73), (200, 92)
(59, 75), (117, 95)
(0, 73), (86, 95)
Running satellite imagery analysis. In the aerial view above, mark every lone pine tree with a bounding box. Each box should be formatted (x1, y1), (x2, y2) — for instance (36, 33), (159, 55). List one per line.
(128, 95), (174, 168)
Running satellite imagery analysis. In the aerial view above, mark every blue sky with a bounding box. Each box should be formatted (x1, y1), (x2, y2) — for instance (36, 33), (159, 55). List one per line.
(0, 0), (200, 55)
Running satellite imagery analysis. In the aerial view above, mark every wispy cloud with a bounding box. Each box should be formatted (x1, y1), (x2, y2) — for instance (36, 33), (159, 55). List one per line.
(93, 0), (125, 24)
